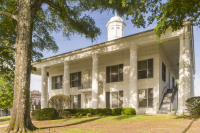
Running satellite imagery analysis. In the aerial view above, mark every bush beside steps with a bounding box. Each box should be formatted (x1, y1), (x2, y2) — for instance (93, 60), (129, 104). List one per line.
(32, 107), (136, 120)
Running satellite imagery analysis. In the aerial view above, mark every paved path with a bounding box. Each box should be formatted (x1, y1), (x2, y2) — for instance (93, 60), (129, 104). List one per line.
(0, 123), (8, 128)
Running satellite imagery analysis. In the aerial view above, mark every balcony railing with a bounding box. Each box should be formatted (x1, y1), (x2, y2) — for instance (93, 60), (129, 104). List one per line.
(78, 81), (103, 91)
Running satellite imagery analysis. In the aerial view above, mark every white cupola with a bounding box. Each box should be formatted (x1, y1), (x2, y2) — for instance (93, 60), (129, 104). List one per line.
(106, 12), (126, 41)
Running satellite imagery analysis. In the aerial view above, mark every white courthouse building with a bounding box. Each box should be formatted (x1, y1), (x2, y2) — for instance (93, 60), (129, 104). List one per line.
(32, 14), (195, 115)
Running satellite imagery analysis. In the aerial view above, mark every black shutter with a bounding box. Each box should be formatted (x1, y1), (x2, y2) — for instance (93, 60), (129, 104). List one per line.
(106, 67), (110, 83)
(78, 72), (81, 87)
(119, 64), (123, 81)
(78, 94), (81, 109)
(52, 77), (55, 90)
(119, 90), (123, 108)
(148, 59), (153, 78)
(70, 73), (72, 87)
(148, 88), (153, 107)
(106, 92), (110, 108)
(172, 77), (175, 87)
(60, 75), (63, 88)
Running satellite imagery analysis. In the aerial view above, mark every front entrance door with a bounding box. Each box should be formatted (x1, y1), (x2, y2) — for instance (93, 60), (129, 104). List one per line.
(85, 94), (92, 108)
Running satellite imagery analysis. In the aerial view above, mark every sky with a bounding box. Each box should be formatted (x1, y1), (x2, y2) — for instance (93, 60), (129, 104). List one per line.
(30, 11), (200, 96)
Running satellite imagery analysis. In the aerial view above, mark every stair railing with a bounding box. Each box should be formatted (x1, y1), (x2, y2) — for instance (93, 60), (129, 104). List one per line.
(159, 83), (169, 110)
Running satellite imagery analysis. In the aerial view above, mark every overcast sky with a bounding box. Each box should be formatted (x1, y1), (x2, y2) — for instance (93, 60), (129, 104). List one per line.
(30, 11), (200, 96)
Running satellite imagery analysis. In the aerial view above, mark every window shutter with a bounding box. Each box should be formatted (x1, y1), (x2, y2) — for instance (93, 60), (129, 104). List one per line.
(52, 77), (55, 90)
(60, 75), (63, 88)
(119, 64), (123, 81)
(119, 90), (123, 108)
(78, 72), (81, 87)
(148, 59), (153, 78)
(70, 73), (72, 87)
(78, 94), (81, 109)
(106, 67), (110, 83)
(106, 92), (110, 108)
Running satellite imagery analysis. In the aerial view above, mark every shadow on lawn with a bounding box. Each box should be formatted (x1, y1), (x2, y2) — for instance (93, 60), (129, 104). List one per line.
(182, 118), (198, 133)
(39, 117), (103, 130)
(113, 115), (153, 120)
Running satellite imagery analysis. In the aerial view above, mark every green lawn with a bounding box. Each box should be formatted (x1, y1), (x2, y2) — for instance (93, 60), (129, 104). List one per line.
(0, 116), (11, 122)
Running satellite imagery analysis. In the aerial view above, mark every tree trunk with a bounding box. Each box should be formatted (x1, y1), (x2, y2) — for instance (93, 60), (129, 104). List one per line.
(6, 0), (36, 132)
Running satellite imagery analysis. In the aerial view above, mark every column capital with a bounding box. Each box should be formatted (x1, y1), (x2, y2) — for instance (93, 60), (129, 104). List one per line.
(92, 53), (99, 59)
(64, 61), (70, 65)
(129, 44), (138, 50)
(41, 66), (48, 69)
(179, 32), (191, 40)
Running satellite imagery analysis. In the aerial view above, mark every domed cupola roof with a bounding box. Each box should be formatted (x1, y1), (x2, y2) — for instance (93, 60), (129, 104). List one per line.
(106, 12), (126, 41)
(106, 12), (126, 27)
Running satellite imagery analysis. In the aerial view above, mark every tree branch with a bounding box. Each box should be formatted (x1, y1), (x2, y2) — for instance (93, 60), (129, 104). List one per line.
(0, 11), (18, 21)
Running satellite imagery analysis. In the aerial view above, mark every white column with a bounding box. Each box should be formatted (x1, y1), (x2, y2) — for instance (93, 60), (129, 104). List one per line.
(41, 66), (48, 109)
(92, 53), (99, 109)
(177, 33), (191, 115)
(129, 44), (138, 111)
(64, 61), (70, 96)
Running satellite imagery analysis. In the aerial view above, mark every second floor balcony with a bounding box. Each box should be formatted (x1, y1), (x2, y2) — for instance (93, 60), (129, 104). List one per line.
(78, 81), (103, 92)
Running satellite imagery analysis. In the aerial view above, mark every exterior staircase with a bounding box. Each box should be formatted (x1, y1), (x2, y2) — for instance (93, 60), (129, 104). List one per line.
(158, 89), (173, 114)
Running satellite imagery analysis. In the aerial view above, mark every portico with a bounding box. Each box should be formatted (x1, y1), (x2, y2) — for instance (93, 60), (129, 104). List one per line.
(32, 15), (195, 115)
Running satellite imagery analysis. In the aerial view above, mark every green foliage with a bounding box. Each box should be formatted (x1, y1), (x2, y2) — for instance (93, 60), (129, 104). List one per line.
(64, 109), (77, 115)
(86, 113), (92, 117)
(98, 113), (103, 116)
(101, 108), (112, 116)
(186, 97), (200, 116)
(35, 108), (58, 120)
(0, 74), (13, 109)
(92, 108), (102, 115)
(78, 114), (82, 118)
(31, 110), (40, 119)
(121, 108), (136, 115)
(60, 111), (71, 119)
(112, 108), (122, 116)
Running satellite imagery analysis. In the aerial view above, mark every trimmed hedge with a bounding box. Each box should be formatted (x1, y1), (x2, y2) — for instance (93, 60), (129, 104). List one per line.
(101, 108), (112, 116)
(112, 108), (122, 116)
(121, 107), (136, 115)
(64, 109), (77, 115)
(87, 113), (92, 117)
(92, 108), (102, 115)
(35, 108), (58, 120)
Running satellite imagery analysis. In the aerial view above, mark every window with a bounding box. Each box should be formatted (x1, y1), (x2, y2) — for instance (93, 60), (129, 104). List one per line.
(162, 62), (166, 82)
(106, 64), (123, 83)
(112, 92), (118, 108)
(111, 91), (123, 108)
(52, 75), (63, 89)
(71, 95), (78, 109)
(38, 100), (40, 105)
(70, 72), (81, 87)
(138, 88), (153, 108)
(138, 59), (153, 79)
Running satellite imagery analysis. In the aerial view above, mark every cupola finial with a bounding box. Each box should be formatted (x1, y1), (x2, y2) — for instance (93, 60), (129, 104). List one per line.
(115, 11), (117, 17)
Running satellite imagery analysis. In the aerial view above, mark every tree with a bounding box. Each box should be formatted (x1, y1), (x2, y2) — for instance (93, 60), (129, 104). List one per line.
(48, 94), (71, 117)
(110, 0), (200, 40)
(0, 0), (124, 132)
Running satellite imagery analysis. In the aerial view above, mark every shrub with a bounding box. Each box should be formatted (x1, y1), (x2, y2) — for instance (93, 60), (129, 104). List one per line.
(64, 109), (77, 115)
(86, 113), (92, 117)
(101, 108), (112, 116)
(31, 110), (39, 119)
(186, 97), (200, 116)
(60, 111), (71, 119)
(82, 108), (93, 116)
(98, 113), (103, 116)
(112, 108), (122, 116)
(78, 114), (82, 118)
(74, 113), (81, 118)
(92, 108), (102, 115)
(121, 108), (136, 115)
(35, 108), (58, 120)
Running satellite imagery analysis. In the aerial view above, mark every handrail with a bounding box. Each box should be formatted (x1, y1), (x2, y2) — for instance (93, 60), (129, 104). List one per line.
(159, 83), (169, 110)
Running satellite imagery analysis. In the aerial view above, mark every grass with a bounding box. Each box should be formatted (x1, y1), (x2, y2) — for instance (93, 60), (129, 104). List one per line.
(0, 116), (11, 122)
